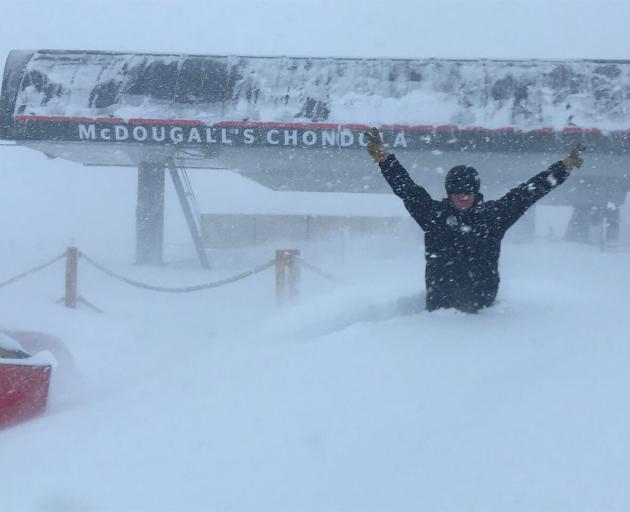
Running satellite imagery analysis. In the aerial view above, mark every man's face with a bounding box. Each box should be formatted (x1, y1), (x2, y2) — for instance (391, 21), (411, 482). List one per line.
(450, 193), (476, 210)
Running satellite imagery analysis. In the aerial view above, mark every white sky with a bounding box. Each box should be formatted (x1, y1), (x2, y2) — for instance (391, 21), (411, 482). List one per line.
(2, 0), (630, 62)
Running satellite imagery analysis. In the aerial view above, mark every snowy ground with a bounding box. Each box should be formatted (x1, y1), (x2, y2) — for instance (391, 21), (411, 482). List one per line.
(1, 149), (630, 510)
(2, 238), (630, 511)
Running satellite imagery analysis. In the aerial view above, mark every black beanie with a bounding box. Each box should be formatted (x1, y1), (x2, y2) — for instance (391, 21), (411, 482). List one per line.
(445, 165), (480, 195)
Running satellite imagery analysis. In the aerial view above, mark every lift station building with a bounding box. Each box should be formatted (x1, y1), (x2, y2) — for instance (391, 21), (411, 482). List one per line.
(1, 50), (629, 263)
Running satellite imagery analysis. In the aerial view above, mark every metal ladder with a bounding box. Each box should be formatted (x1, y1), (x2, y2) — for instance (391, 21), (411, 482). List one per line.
(167, 157), (210, 268)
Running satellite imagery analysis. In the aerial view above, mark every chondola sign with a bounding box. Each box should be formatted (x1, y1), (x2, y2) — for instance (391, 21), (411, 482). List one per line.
(12, 115), (612, 153)
(14, 115), (416, 148)
(76, 123), (410, 148)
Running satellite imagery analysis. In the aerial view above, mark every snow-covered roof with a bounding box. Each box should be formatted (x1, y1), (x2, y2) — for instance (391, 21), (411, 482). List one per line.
(8, 50), (630, 131)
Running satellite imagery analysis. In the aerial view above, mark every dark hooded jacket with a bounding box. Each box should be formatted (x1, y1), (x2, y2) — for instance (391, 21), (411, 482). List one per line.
(379, 155), (571, 312)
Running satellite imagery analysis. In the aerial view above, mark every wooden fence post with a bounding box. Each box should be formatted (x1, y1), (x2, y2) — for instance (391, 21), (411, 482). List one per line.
(276, 249), (301, 305)
(276, 249), (287, 305)
(64, 247), (78, 309)
(287, 249), (301, 300)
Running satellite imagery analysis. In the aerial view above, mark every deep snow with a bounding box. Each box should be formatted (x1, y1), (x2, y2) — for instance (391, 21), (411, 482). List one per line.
(2, 220), (630, 510)
(2, 1), (630, 510)
(1, 149), (630, 510)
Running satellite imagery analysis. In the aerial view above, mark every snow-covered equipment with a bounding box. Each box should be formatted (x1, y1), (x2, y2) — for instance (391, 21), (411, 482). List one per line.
(0, 333), (52, 429)
(1, 50), (629, 259)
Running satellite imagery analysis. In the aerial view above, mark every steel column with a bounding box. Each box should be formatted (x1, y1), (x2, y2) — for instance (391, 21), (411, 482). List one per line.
(136, 162), (165, 265)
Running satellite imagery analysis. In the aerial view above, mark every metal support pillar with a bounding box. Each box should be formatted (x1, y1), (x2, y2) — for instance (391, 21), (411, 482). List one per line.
(136, 162), (165, 265)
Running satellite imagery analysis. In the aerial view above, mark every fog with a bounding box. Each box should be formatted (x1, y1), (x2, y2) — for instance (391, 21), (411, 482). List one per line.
(1, 1), (630, 511)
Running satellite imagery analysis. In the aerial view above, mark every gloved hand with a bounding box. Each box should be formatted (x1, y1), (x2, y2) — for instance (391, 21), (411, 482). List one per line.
(364, 127), (390, 162)
(563, 142), (586, 171)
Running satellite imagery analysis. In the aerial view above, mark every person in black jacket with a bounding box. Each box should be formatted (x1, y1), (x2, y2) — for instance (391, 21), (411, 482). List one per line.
(365, 128), (585, 313)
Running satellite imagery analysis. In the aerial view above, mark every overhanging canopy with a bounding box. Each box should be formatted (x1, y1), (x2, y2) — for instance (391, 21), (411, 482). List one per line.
(1, 49), (629, 202)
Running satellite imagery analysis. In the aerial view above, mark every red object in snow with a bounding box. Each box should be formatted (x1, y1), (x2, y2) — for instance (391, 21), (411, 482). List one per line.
(0, 363), (52, 429)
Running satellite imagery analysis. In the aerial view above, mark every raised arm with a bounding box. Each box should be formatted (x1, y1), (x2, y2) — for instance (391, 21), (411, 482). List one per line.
(493, 143), (585, 232)
(379, 154), (433, 209)
(365, 128), (435, 227)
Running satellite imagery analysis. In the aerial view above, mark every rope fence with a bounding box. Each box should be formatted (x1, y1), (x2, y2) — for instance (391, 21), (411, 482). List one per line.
(0, 246), (342, 310)
(0, 252), (65, 289)
(80, 252), (275, 293)
(295, 256), (342, 284)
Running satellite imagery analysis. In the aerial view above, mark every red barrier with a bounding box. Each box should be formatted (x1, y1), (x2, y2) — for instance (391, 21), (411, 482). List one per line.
(0, 363), (52, 429)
